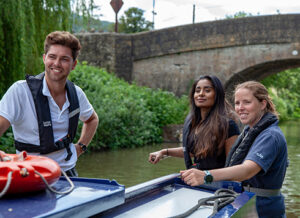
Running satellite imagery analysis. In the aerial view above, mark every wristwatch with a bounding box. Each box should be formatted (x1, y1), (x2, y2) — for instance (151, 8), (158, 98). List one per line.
(204, 170), (213, 184)
(78, 142), (87, 152)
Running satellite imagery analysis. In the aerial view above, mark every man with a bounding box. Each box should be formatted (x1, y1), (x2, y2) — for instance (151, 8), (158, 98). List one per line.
(0, 31), (99, 177)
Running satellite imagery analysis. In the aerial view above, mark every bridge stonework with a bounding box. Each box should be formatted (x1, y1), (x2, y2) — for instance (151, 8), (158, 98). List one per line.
(76, 14), (300, 97)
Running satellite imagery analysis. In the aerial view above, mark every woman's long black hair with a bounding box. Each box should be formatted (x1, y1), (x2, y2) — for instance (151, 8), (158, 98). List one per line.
(188, 75), (233, 158)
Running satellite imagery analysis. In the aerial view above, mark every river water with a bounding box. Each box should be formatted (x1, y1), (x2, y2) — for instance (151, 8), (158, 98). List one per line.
(77, 120), (300, 217)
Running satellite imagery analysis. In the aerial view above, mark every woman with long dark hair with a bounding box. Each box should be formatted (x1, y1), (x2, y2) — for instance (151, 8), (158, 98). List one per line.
(180, 81), (288, 217)
(149, 75), (240, 170)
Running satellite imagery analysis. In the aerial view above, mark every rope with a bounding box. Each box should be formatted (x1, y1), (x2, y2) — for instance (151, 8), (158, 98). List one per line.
(34, 170), (75, 195)
(168, 188), (239, 218)
(0, 171), (13, 198)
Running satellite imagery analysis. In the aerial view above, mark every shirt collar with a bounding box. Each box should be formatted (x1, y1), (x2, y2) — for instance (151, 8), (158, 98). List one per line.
(42, 74), (70, 111)
(42, 74), (51, 97)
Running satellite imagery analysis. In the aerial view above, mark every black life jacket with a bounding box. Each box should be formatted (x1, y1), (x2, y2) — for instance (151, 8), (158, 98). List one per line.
(14, 73), (80, 161)
(225, 112), (278, 167)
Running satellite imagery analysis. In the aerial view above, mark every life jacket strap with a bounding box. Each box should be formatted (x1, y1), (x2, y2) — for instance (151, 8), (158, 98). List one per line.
(55, 135), (73, 161)
(15, 134), (72, 160)
(243, 185), (281, 197)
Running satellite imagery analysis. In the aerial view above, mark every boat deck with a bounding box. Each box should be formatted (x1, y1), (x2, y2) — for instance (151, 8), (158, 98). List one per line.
(105, 185), (214, 218)
(98, 174), (255, 218)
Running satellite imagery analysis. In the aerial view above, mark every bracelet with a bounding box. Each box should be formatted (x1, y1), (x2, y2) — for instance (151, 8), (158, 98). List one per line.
(166, 148), (169, 156)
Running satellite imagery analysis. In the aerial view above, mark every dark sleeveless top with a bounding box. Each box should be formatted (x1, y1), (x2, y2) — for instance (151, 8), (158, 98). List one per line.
(183, 115), (240, 170)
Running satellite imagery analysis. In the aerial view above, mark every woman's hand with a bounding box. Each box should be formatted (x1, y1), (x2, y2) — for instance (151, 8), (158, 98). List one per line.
(148, 149), (165, 164)
(180, 168), (205, 186)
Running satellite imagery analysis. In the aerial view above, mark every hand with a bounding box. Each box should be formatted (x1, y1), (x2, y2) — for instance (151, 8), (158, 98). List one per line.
(148, 150), (164, 164)
(180, 168), (205, 186)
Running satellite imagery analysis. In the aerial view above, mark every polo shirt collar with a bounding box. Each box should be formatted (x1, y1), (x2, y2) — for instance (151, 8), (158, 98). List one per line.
(42, 74), (51, 97)
(41, 74), (70, 111)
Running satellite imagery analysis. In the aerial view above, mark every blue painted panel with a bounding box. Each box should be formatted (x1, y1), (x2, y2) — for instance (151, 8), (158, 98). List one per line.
(0, 177), (125, 218)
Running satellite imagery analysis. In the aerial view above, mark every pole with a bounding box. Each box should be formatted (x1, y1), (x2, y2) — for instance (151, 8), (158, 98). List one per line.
(193, 4), (195, 24)
(115, 12), (118, 32)
(152, 0), (156, 29)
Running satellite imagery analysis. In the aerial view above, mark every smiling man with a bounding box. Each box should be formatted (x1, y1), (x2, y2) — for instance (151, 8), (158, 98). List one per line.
(0, 31), (99, 177)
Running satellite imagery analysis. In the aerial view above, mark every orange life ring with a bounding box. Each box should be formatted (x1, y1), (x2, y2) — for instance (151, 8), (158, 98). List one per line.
(0, 151), (61, 194)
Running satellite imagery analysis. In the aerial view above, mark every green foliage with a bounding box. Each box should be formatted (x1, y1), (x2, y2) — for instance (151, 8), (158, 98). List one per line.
(0, 0), (72, 98)
(262, 68), (300, 120)
(0, 0), (26, 97)
(0, 128), (15, 153)
(71, 0), (103, 32)
(118, 7), (153, 33)
(69, 64), (188, 150)
(225, 11), (255, 19)
(0, 0), (100, 98)
(71, 14), (113, 32)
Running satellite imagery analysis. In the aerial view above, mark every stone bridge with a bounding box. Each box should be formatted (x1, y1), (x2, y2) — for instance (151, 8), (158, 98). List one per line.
(76, 14), (300, 97)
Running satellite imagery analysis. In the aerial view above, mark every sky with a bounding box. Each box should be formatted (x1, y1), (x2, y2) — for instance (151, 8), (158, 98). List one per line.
(96, 0), (300, 30)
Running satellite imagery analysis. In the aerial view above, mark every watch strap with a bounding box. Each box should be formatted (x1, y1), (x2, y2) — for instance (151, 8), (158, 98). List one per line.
(204, 170), (213, 184)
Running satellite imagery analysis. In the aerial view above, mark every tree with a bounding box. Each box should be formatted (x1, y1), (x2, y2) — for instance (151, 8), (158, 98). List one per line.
(71, 0), (102, 32)
(262, 68), (300, 119)
(225, 11), (254, 19)
(118, 7), (153, 33)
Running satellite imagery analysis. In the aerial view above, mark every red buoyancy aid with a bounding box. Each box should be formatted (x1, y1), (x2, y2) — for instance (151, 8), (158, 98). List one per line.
(0, 151), (61, 194)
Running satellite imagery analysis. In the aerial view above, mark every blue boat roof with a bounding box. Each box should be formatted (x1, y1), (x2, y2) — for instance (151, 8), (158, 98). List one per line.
(0, 177), (125, 218)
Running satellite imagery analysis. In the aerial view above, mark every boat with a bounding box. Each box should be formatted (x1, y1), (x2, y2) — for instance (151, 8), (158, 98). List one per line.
(0, 173), (256, 218)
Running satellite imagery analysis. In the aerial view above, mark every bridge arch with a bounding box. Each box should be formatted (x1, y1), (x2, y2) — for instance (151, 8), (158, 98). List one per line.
(225, 58), (300, 99)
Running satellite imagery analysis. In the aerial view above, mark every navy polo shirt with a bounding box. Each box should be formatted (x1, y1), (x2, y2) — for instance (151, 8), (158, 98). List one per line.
(243, 121), (288, 217)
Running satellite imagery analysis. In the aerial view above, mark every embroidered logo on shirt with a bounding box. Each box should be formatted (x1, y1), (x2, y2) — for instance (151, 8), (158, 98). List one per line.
(43, 121), (52, 127)
(256, 152), (264, 159)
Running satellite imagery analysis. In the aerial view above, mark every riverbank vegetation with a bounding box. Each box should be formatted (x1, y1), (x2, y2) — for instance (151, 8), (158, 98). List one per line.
(262, 68), (300, 120)
(69, 64), (189, 150)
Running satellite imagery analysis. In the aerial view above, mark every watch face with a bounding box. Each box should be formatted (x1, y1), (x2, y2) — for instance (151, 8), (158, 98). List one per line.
(205, 175), (213, 183)
(81, 145), (87, 152)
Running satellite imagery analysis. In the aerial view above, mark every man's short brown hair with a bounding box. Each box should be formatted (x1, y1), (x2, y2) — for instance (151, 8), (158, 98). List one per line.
(44, 31), (81, 60)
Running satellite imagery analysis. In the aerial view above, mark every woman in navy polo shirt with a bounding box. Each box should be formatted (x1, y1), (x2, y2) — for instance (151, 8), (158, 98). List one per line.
(181, 81), (288, 217)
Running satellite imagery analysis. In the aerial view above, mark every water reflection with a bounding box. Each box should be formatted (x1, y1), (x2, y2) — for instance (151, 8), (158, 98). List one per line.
(77, 120), (300, 217)
(77, 143), (185, 187)
(280, 121), (300, 217)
